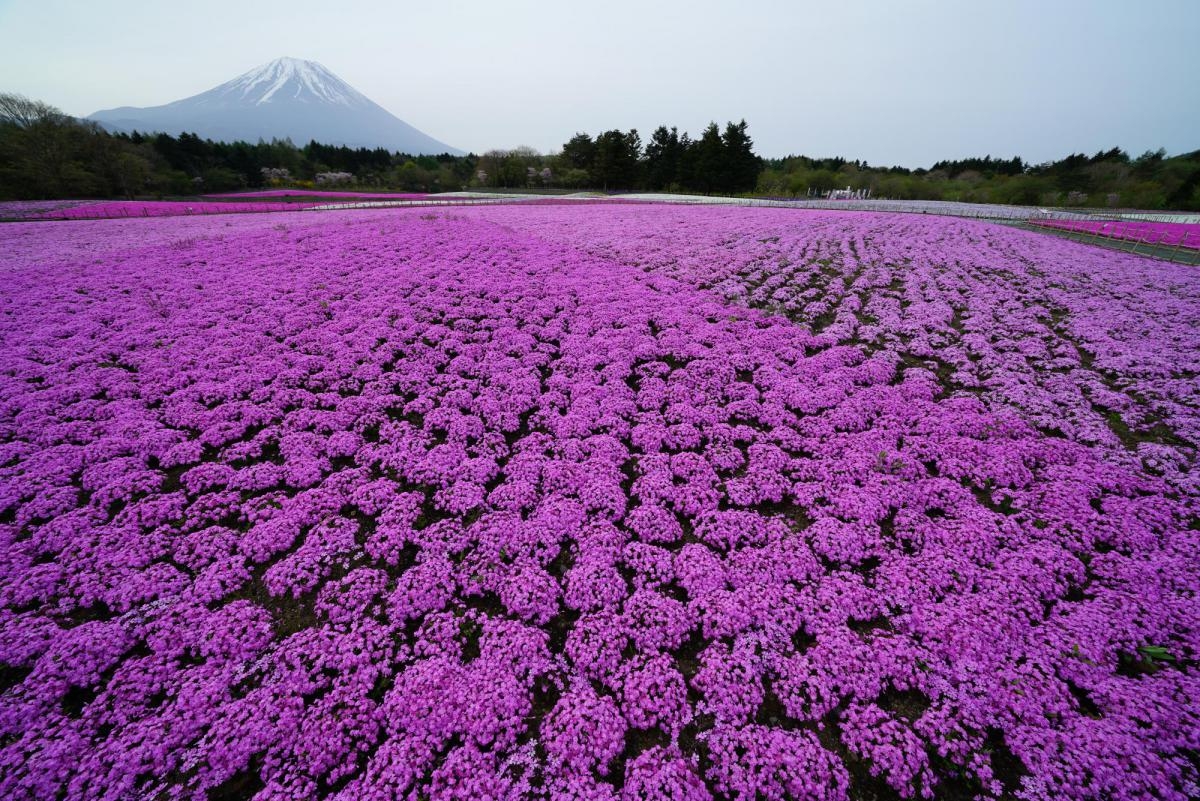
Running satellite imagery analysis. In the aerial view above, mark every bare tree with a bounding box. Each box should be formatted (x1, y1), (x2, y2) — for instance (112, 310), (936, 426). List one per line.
(0, 92), (67, 128)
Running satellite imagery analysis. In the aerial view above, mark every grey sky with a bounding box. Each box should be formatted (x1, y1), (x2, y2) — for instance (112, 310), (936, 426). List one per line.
(1, 0), (1197, 165)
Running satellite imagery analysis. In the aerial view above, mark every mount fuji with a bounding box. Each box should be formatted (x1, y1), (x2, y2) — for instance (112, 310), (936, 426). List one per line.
(89, 57), (462, 155)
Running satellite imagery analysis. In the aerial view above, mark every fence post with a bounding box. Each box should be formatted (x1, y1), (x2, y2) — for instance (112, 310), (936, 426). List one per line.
(1170, 229), (1187, 263)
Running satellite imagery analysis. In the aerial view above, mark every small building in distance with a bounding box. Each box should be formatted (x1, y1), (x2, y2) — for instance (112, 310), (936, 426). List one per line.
(827, 185), (870, 200)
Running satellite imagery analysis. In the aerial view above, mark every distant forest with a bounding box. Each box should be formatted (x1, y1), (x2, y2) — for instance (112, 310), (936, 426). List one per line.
(2, 92), (1198, 210)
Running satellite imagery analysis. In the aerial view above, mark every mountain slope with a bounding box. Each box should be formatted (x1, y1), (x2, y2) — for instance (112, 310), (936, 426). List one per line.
(90, 57), (461, 155)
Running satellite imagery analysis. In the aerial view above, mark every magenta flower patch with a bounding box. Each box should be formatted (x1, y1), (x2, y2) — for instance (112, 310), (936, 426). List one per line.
(0, 204), (1197, 800)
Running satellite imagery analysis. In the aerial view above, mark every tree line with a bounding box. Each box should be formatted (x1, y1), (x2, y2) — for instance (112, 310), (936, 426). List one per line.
(758, 148), (1200, 210)
(0, 93), (475, 198)
(547, 121), (760, 193)
(469, 121), (758, 194)
(2, 91), (1197, 210)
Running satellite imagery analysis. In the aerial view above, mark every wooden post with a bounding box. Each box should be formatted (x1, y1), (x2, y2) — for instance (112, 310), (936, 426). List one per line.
(1168, 228), (1184, 262)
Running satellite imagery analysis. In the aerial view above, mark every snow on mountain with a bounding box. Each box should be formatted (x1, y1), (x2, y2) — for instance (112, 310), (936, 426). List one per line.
(89, 58), (462, 155)
(200, 57), (370, 108)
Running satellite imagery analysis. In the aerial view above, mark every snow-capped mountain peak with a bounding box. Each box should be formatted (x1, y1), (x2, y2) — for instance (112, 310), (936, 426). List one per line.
(211, 57), (369, 107)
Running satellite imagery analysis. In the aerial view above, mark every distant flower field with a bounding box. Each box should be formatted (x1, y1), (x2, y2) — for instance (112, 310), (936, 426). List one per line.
(0, 206), (1196, 800)
(3, 199), (323, 220)
(1030, 218), (1200, 250)
(203, 190), (431, 200)
(0, 200), (98, 220)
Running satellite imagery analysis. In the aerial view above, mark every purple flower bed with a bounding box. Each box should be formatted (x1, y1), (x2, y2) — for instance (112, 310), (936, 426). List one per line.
(0, 205), (1197, 800)
(28, 200), (323, 220)
(0, 200), (97, 221)
(204, 190), (431, 200)
(1033, 219), (1200, 249)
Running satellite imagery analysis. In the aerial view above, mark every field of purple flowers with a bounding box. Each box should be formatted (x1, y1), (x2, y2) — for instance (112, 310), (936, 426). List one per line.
(0, 205), (1197, 801)
(203, 191), (430, 200)
(1029, 219), (1200, 250)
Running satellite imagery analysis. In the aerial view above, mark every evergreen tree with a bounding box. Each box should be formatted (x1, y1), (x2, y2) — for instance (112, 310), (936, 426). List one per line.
(561, 133), (596, 171)
(645, 126), (681, 191)
(721, 120), (759, 193)
(591, 129), (640, 190)
(624, 129), (643, 187)
(675, 132), (696, 189)
(692, 123), (725, 194)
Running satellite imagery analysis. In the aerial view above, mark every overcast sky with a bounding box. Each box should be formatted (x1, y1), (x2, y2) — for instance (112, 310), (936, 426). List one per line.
(1, 0), (1197, 165)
